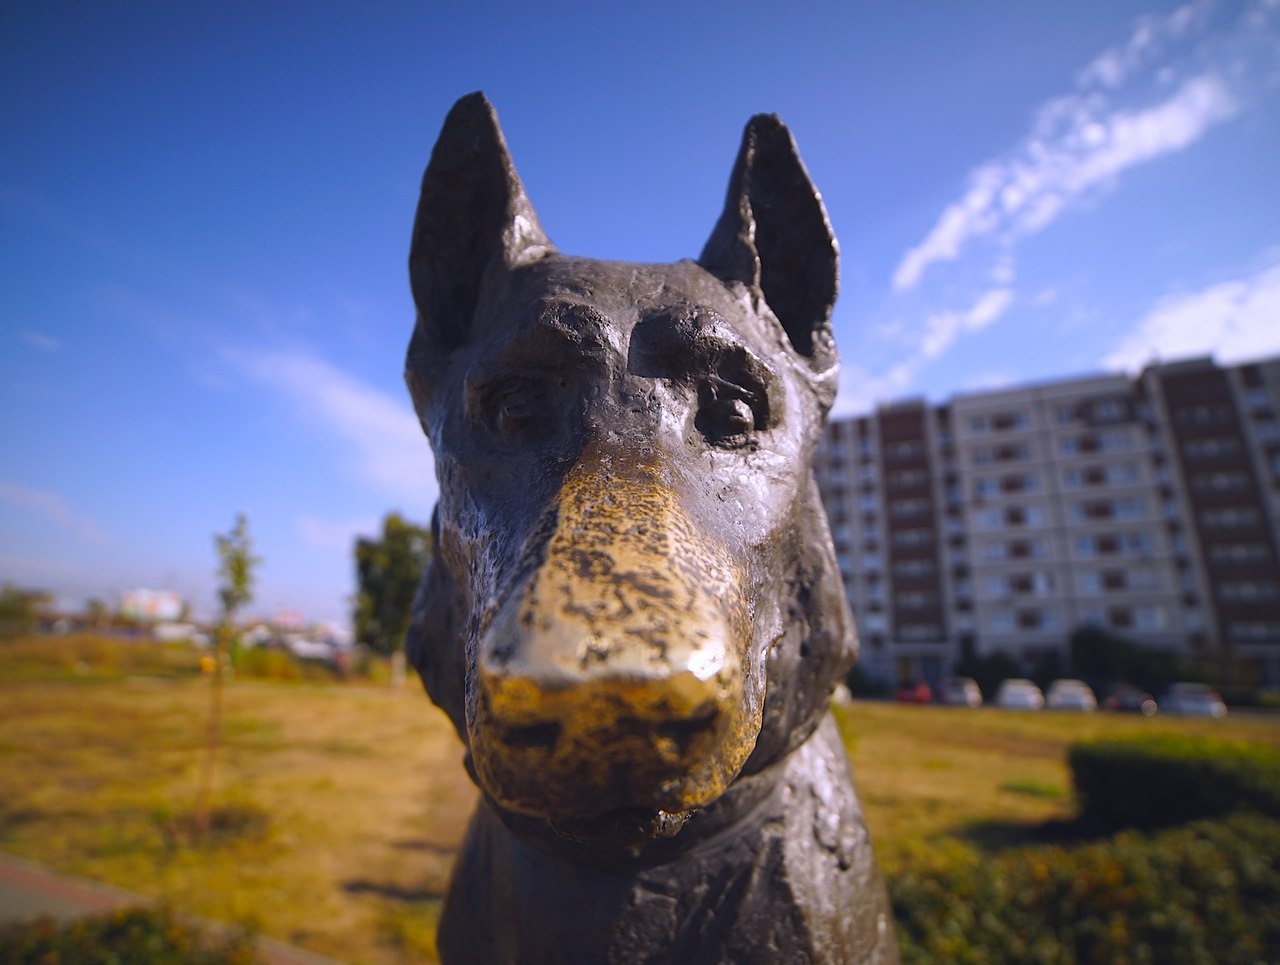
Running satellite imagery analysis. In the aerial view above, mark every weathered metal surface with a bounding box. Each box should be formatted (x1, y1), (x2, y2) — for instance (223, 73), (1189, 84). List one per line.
(404, 91), (897, 963)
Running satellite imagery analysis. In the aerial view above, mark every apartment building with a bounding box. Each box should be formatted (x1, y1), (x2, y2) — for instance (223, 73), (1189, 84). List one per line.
(814, 356), (1280, 688)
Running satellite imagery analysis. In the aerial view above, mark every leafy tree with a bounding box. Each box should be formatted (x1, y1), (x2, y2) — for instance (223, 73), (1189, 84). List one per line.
(83, 597), (110, 629)
(196, 513), (260, 836)
(0, 584), (51, 639)
(353, 512), (432, 655)
(1068, 623), (1217, 694)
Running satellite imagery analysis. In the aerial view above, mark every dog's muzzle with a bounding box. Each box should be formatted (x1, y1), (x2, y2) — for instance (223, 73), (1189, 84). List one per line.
(469, 440), (759, 822)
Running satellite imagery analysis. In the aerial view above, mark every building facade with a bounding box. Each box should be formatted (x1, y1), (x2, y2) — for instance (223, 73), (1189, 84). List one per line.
(814, 356), (1280, 688)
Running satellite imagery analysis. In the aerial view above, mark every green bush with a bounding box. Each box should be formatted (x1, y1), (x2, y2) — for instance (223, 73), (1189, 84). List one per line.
(890, 813), (1280, 964)
(232, 645), (339, 682)
(1070, 734), (1280, 832)
(0, 905), (262, 964)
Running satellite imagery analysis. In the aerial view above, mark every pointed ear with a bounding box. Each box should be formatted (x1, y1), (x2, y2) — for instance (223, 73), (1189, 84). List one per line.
(408, 92), (553, 354)
(699, 115), (838, 366)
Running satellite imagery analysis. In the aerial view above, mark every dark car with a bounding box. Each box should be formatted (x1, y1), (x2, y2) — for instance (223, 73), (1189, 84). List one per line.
(1102, 685), (1158, 716)
(894, 679), (933, 704)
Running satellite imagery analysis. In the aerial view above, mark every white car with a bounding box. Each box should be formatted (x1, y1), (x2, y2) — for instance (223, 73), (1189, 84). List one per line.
(1045, 679), (1097, 711)
(995, 678), (1044, 710)
(937, 676), (983, 707)
(1163, 682), (1227, 717)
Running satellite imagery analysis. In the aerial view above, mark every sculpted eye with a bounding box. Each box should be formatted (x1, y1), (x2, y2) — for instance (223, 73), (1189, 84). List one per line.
(478, 377), (551, 440)
(697, 383), (763, 448)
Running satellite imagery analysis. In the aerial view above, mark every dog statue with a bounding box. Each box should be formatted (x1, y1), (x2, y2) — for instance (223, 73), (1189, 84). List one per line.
(404, 92), (897, 964)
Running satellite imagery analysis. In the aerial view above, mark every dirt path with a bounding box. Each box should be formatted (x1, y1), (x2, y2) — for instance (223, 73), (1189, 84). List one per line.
(0, 851), (343, 965)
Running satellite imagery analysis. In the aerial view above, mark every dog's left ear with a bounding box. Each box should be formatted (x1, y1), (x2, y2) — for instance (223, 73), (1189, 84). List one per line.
(700, 115), (838, 369)
(408, 92), (553, 356)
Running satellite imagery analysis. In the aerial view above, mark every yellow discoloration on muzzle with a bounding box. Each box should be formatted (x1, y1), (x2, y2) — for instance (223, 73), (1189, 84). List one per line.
(472, 439), (759, 819)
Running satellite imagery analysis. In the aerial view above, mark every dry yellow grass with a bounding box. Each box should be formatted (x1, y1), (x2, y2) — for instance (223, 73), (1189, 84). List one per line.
(1, 659), (474, 963)
(2, 636), (1278, 961)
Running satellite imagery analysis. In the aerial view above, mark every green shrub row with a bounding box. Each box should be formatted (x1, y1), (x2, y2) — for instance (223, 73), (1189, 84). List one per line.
(0, 905), (261, 964)
(890, 813), (1280, 964)
(1069, 734), (1280, 832)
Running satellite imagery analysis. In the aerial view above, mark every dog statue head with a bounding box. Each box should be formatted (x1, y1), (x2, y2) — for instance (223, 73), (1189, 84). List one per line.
(405, 92), (856, 849)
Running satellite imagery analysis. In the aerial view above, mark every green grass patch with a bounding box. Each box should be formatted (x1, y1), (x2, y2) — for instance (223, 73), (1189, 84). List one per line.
(999, 776), (1064, 799)
(0, 905), (263, 964)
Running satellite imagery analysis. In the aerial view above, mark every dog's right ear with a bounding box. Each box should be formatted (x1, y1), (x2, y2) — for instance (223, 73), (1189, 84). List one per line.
(408, 93), (553, 355)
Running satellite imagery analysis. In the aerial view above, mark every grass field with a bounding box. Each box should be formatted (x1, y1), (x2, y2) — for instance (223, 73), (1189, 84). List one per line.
(2, 635), (1278, 962)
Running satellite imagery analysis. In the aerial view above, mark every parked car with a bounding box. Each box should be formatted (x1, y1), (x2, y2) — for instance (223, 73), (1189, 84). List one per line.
(995, 678), (1044, 710)
(1103, 685), (1158, 716)
(1045, 678), (1097, 711)
(1163, 682), (1227, 717)
(936, 676), (983, 707)
(894, 679), (933, 704)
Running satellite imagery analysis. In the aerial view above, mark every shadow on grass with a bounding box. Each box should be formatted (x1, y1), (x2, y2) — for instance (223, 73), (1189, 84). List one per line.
(158, 804), (271, 849)
(391, 838), (456, 856)
(343, 878), (446, 901)
(957, 814), (1118, 854)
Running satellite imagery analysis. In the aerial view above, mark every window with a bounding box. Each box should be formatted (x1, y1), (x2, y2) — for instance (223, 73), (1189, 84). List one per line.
(982, 574), (1009, 598)
(1091, 399), (1127, 423)
(974, 443), (1030, 465)
(974, 477), (1000, 499)
(1202, 507), (1261, 528)
(893, 559), (936, 579)
(1244, 387), (1271, 410)
(1127, 568), (1160, 590)
(889, 498), (930, 518)
(887, 440), (923, 460)
(1227, 621), (1280, 641)
(1016, 609), (1057, 630)
(1184, 437), (1240, 459)
(989, 610), (1015, 632)
(887, 469), (927, 488)
(892, 528), (933, 548)
(1108, 463), (1139, 484)
(976, 508), (1003, 530)
(1175, 403), (1231, 425)
(898, 624), (942, 641)
(1134, 606), (1166, 631)
(1219, 581), (1280, 601)
(1114, 497), (1146, 520)
(1209, 543), (1270, 564)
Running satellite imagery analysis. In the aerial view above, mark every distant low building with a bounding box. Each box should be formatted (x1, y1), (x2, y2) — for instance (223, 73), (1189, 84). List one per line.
(120, 588), (185, 623)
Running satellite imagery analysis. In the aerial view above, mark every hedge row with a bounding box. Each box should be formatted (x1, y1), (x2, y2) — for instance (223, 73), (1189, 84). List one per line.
(1069, 734), (1280, 832)
(0, 905), (261, 964)
(890, 813), (1280, 964)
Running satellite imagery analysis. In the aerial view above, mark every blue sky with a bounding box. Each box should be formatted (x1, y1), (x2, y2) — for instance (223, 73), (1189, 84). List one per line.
(3, 1), (1279, 625)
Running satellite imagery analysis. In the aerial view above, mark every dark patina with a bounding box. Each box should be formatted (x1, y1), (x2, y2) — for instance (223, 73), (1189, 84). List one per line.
(404, 92), (897, 964)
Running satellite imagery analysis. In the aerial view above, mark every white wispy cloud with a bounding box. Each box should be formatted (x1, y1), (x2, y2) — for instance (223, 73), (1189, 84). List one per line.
(919, 287), (1014, 361)
(227, 349), (436, 510)
(1102, 254), (1280, 371)
(835, 287), (1015, 415)
(297, 514), (382, 551)
(0, 482), (109, 544)
(891, 0), (1275, 293)
(17, 330), (61, 352)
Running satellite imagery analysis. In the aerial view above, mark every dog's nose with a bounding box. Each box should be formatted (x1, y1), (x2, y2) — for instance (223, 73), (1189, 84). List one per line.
(468, 440), (758, 820)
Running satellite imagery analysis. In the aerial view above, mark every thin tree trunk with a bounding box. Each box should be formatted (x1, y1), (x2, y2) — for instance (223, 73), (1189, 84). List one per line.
(194, 623), (227, 837)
